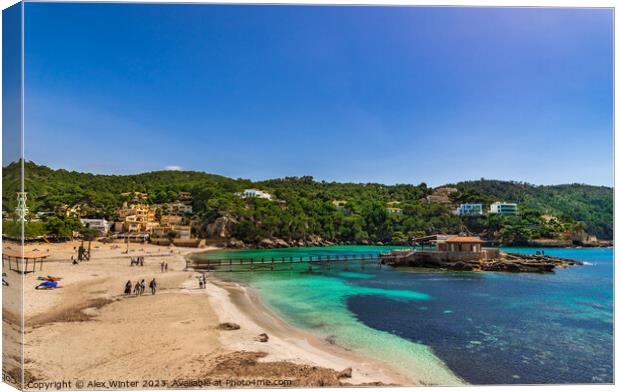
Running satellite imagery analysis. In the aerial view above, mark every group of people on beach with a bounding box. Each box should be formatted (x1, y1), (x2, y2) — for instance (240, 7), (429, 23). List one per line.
(130, 256), (145, 266)
(124, 278), (157, 296)
(160, 261), (169, 272)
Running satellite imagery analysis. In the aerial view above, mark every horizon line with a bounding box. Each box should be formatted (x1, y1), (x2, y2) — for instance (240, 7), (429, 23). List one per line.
(3, 159), (614, 189)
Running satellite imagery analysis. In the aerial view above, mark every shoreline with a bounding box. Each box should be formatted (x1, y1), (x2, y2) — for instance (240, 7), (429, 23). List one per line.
(189, 242), (614, 256)
(192, 248), (464, 386)
(204, 273), (415, 385)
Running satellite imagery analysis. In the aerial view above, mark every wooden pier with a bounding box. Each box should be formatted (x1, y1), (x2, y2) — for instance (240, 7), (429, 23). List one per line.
(187, 253), (402, 273)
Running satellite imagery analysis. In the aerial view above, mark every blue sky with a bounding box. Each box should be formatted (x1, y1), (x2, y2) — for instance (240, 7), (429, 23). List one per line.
(18, 4), (613, 186)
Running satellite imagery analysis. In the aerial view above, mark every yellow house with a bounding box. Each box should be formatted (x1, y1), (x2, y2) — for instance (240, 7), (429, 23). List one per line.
(178, 191), (192, 201)
(130, 204), (152, 220)
(161, 215), (183, 225)
(168, 202), (193, 215)
(151, 225), (192, 239)
(118, 204), (157, 232)
(121, 191), (149, 202)
(123, 215), (142, 232)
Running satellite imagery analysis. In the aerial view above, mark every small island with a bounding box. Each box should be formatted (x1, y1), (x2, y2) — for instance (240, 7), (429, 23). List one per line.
(380, 235), (584, 273)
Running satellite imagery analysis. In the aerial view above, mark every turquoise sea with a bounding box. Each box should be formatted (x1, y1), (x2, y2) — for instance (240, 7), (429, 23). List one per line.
(194, 246), (613, 385)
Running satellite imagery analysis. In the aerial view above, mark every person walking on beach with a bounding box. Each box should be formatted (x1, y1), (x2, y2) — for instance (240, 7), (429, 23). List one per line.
(133, 281), (141, 296)
(124, 280), (132, 296)
(198, 275), (204, 289)
(201, 272), (207, 289)
(149, 278), (157, 295)
(160, 261), (165, 272)
(140, 279), (146, 295)
(165, 263), (168, 272)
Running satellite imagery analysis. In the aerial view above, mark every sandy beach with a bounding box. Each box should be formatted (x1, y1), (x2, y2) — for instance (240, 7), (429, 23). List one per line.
(2, 240), (413, 389)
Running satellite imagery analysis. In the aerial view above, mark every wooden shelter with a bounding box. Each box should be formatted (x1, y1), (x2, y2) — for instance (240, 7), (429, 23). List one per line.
(437, 236), (485, 252)
(2, 250), (49, 274)
(411, 234), (456, 247)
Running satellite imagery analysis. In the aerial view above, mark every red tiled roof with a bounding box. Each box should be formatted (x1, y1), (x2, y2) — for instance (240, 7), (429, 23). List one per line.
(444, 236), (485, 243)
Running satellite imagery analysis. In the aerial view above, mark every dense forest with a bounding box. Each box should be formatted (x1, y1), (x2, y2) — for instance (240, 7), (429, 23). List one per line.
(1, 161), (613, 244)
(449, 180), (613, 240)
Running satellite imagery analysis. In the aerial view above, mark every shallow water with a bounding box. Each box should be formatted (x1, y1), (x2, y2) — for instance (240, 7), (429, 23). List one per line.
(195, 246), (613, 385)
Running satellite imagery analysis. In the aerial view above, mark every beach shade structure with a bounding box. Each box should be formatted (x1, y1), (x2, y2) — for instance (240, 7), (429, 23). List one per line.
(2, 250), (49, 274)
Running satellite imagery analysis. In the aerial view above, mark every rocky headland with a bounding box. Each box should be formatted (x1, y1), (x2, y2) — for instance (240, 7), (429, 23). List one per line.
(380, 249), (584, 273)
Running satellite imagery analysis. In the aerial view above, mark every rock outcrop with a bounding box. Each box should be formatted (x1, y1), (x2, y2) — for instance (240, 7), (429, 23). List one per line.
(217, 322), (241, 331)
(381, 250), (583, 273)
(206, 216), (237, 239)
(337, 367), (352, 379)
(227, 238), (246, 248)
(255, 333), (269, 342)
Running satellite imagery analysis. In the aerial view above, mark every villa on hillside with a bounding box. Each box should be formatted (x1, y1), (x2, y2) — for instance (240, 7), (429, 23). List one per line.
(423, 187), (457, 204)
(178, 191), (192, 201)
(114, 203), (157, 233)
(114, 192), (193, 234)
(237, 189), (273, 200)
(489, 202), (518, 215)
(424, 194), (450, 204)
(121, 191), (149, 203)
(332, 200), (348, 213)
(386, 206), (403, 214)
(454, 203), (483, 216)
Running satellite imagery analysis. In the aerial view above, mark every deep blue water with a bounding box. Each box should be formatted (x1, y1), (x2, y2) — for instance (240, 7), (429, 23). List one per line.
(198, 246), (613, 385)
(347, 247), (614, 384)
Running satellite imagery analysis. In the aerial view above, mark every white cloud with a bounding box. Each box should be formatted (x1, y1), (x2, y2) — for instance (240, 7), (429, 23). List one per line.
(164, 165), (183, 171)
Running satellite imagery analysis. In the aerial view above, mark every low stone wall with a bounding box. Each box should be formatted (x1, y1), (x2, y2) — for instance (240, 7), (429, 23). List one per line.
(413, 250), (482, 263)
(150, 238), (171, 246)
(482, 248), (500, 260)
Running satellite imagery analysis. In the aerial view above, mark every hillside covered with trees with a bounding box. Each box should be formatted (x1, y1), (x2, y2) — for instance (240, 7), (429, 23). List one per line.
(2, 161), (613, 245)
(449, 180), (613, 240)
